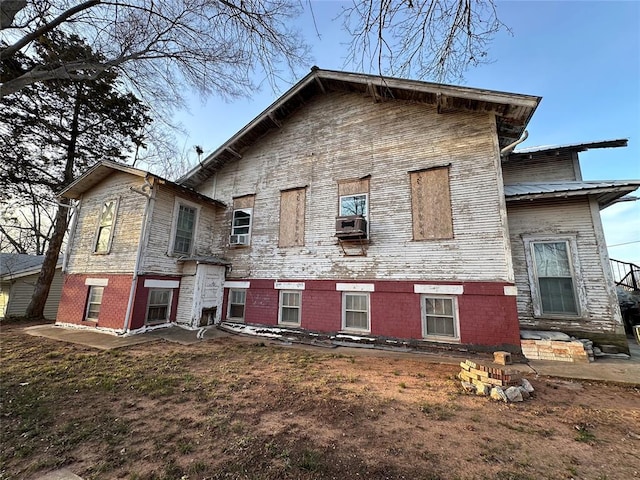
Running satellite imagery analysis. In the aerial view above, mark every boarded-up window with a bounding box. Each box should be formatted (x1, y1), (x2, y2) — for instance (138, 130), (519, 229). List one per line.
(279, 188), (306, 247)
(410, 166), (453, 240)
(338, 178), (370, 198)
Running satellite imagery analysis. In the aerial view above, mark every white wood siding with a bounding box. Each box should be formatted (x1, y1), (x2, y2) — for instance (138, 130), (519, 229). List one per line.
(66, 172), (147, 274)
(200, 91), (512, 282)
(502, 151), (579, 184)
(140, 184), (219, 275)
(507, 197), (618, 333)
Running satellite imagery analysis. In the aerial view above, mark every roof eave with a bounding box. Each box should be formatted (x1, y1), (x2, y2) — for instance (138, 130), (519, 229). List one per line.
(178, 68), (541, 189)
(505, 185), (640, 208)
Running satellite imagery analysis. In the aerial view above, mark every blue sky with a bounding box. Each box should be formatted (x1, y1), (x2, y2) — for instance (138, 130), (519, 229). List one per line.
(173, 1), (640, 265)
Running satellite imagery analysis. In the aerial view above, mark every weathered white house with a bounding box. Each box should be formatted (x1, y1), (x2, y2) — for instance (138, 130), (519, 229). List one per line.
(55, 68), (640, 353)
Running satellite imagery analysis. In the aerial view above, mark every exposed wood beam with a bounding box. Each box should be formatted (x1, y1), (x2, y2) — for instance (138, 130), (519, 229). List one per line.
(226, 147), (242, 159)
(314, 76), (326, 94)
(268, 112), (282, 128)
(367, 81), (380, 103)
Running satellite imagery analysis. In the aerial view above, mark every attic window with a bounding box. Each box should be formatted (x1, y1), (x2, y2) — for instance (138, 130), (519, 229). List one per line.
(94, 199), (118, 254)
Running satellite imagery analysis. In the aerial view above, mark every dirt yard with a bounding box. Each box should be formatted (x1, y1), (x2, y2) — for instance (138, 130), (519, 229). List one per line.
(1, 321), (639, 480)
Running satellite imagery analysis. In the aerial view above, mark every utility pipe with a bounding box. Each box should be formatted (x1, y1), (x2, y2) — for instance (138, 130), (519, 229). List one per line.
(500, 130), (528, 158)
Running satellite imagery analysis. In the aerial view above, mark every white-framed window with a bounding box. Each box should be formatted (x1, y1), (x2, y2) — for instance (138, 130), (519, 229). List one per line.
(230, 208), (252, 245)
(421, 296), (460, 341)
(169, 199), (200, 255)
(339, 193), (368, 218)
(94, 199), (118, 253)
(525, 238), (581, 316)
(342, 292), (370, 332)
(146, 288), (172, 324)
(85, 286), (104, 321)
(279, 290), (301, 325)
(227, 289), (246, 321)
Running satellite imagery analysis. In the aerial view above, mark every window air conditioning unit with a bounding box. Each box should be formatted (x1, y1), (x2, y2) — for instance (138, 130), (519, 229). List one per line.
(229, 234), (249, 246)
(335, 215), (367, 240)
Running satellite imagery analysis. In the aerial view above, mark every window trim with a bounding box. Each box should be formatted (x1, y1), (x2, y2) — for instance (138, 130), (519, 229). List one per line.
(341, 292), (371, 333)
(93, 198), (119, 254)
(145, 288), (173, 325)
(227, 288), (247, 322)
(523, 235), (585, 318)
(339, 193), (369, 219)
(231, 207), (253, 246)
(278, 290), (302, 326)
(420, 295), (460, 342)
(168, 198), (200, 256)
(85, 286), (104, 322)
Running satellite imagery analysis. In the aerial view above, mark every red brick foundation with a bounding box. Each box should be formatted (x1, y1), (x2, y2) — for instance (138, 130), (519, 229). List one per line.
(222, 279), (521, 350)
(56, 273), (133, 331)
(57, 273), (181, 332)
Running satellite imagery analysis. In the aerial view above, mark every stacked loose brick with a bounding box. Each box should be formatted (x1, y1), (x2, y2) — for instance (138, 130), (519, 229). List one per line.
(520, 339), (593, 363)
(458, 360), (521, 388)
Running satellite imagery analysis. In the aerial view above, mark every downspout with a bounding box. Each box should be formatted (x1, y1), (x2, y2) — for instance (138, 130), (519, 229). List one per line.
(500, 130), (528, 158)
(121, 176), (154, 335)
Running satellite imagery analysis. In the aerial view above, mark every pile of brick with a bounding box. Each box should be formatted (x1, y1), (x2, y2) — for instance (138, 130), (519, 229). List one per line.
(458, 359), (534, 402)
(520, 338), (593, 363)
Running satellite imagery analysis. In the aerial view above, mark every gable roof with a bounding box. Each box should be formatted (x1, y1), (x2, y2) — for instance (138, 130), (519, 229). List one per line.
(179, 67), (541, 189)
(0, 253), (62, 280)
(58, 160), (226, 208)
(504, 180), (640, 209)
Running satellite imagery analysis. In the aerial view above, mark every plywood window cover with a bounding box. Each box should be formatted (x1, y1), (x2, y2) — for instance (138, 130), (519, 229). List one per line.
(279, 187), (306, 247)
(410, 165), (453, 241)
(232, 194), (255, 209)
(337, 176), (370, 197)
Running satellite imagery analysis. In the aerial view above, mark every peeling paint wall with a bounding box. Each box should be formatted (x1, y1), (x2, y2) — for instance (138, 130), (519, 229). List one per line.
(198, 91), (512, 282)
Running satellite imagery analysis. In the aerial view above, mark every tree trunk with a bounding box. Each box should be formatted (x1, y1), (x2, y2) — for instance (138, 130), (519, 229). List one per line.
(24, 199), (70, 319)
(25, 85), (83, 320)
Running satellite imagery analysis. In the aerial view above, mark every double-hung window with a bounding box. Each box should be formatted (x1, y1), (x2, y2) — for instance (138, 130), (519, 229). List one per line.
(422, 296), (459, 340)
(342, 292), (370, 331)
(172, 201), (198, 255)
(231, 195), (255, 246)
(228, 289), (246, 321)
(94, 199), (118, 253)
(279, 291), (301, 325)
(85, 286), (104, 321)
(146, 289), (172, 324)
(231, 209), (252, 244)
(530, 241), (578, 315)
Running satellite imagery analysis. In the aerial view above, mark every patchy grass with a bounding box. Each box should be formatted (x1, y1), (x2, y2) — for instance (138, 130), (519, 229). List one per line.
(1, 323), (639, 480)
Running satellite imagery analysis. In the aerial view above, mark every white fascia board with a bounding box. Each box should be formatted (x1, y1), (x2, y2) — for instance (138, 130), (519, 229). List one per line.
(144, 279), (180, 289)
(413, 284), (464, 295)
(224, 281), (251, 289)
(336, 283), (375, 292)
(274, 281), (305, 290)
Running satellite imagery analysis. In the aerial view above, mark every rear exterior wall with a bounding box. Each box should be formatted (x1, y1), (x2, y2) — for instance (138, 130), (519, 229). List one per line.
(198, 91), (513, 283)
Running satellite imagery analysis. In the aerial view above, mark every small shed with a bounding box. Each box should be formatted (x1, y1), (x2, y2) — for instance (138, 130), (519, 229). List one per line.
(0, 254), (63, 320)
